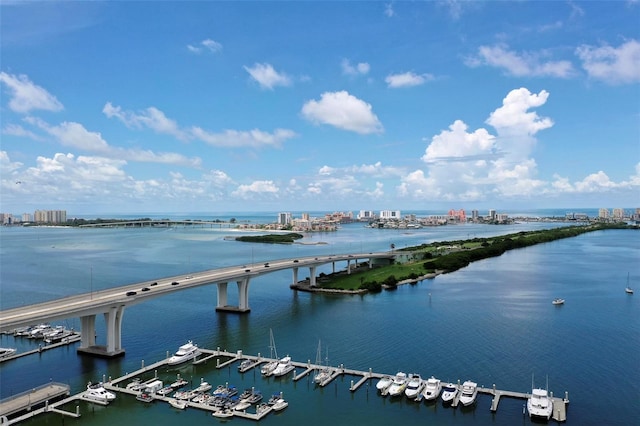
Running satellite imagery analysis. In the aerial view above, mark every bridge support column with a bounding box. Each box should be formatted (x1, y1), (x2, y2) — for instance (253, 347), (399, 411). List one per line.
(79, 315), (96, 349)
(309, 266), (317, 287)
(332, 262), (336, 274)
(292, 267), (299, 285)
(77, 310), (125, 358)
(236, 278), (251, 312)
(347, 260), (351, 274)
(216, 282), (228, 309)
(104, 305), (125, 355)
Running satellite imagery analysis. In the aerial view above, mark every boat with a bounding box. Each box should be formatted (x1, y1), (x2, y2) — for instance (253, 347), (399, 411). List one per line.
(271, 398), (288, 411)
(239, 388), (263, 404)
(625, 272), (634, 294)
(386, 372), (409, 397)
(313, 340), (332, 384)
(126, 378), (147, 392)
(170, 377), (188, 388)
(552, 298), (565, 305)
(238, 359), (253, 372)
(404, 374), (424, 399)
(422, 376), (442, 401)
(256, 402), (271, 415)
(459, 380), (478, 406)
(440, 382), (458, 404)
(84, 382), (116, 402)
(272, 355), (295, 377)
(169, 399), (187, 409)
(261, 328), (279, 376)
(136, 392), (154, 403)
(194, 378), (212, 392)
(157, 385), (175, 396)
(212, 408), (234, 418)
(167, 340), (201, 365)
(0, 347), (17, 359)
(375, 375), (393, 392)
(527, 388), (554, 420)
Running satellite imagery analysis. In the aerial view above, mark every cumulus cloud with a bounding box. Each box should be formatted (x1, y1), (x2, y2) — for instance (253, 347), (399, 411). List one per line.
(385, 72), (434, 88)
(486, 88), (553, 136)
(341, 59), (370, 76)
(422, 120), (496, 163)
(187, 38), (223, 54)
(243, 63), (291, 89)
(190, 127), (297, 148)
(576, 39), (640, 85)
(232, 180), (279, 199)
(301, 91), (383, 134)
(466, 44), (574, 78)
(0, 72), (64, 113)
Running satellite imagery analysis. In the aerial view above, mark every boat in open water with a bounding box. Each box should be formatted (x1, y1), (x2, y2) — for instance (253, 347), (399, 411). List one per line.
(552, 298), (565, 305)
(625, 272), (634, 294)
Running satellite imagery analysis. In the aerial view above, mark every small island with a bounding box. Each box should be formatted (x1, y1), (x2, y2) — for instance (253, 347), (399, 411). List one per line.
(234, 233), (304, 244)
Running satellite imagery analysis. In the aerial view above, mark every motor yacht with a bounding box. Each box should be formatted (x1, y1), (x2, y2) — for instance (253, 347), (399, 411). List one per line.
(194, 379), (212, 392)
(422, 376), (442, 401)
(84, 382), (116, 402)
(271, 398), (289, 411)
(0, 347), (16, 359)
(404, 374), (424, 399)
(271, 356), (295, 377)
(167, 340), (201, 365)
(386, 372), (409, 397)
(440, 382), (458, 404)
(459, 380), (478, 406)
(375, 375), (393, 392)
(527, 387), (554, 420)
(169, 399), (187, 409)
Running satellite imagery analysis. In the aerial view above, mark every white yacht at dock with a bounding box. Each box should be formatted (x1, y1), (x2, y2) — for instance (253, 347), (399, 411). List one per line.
(167, 340), (201, 365)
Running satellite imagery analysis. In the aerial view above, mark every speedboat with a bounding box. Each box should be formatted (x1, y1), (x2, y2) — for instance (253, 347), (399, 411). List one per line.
(194, 379), (212, 392)
(0, 347), (16, 359)
(238, 359), (253, 372)
(212, 408), (234, 418)
(527, 388), (553, 420)
(136, 392), (154, 403)
(239, 388), (263, 404)
(170, 378), (188, 389)
(376, 375), (393, 392)
(441, 382), (458, 404)
(271, 356), (295, 377)
(404, 374), (424, 399)
(386, 372), (409, 397)
(84, 382), (116, 402)
(459, 380), (478, 406)
(552, 298), (565, 305)
(169, 399), (187, 409)
(422, 376), (442, 401)
(271, 398), (288, 411)
(168, 341), (201, 365)
(157, 385), (175, 396)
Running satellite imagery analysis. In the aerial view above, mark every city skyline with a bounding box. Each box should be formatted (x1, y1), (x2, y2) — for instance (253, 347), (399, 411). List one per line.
(1, 1), (639, 214)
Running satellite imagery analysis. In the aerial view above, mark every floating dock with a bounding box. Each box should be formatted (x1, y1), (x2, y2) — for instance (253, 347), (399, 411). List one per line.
(0, 333), (81, 364)
(0, 382), (71, 421)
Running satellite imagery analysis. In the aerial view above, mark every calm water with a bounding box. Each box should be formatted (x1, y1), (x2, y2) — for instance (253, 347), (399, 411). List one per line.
(0, 214), (638, 425)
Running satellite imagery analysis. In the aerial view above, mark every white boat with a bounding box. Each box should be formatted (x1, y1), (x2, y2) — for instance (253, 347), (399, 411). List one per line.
(135, 392), (154, 403)
(84, 382), (116, 402)
(272, 355), (295, 377)
(386, 372), (409, 397)
(459, 380), (478, 406)
(375, 375), (393, 392)
(527, 388), (554, 420)
(625, 272), (634, 294)
(167, 340), (201, 365)
(313, 340), (332, 384)
(212, 408), (234, 418)
(261, 328), (279, 376)
(440, 382), (458, 403)
(0, 347), (16, 358)
(404, 374), (424, 399)
(157, 385), (174, 396)
(194, 378), (212, 392)
(169, 399), (187, 409)
(422, 376), (442, 401)
(170, 377), (188, 388)
(552, 298), (565, 305)
(271, 398), (288, 411)
(238, 359), (253, 372)
(239, 388), (263, 404)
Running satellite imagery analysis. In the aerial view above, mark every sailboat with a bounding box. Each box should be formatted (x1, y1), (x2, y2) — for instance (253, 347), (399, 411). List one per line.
(313, 340), (332, 384)
(625, 272), (634, 294)
(260, 328), (279, 376)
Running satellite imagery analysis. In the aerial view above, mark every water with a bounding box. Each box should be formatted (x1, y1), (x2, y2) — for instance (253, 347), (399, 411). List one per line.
(1, 214), (638, 425)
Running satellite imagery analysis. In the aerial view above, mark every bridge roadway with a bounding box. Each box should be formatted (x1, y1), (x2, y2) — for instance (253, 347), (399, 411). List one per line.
(0, 252), (393, 358)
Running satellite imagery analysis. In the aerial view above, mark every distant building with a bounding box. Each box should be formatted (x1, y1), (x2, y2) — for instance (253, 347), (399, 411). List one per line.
(448, 209), (466, 223)
(612, 208), (625, 220)
(488, 209), (496, 221)
(34, 210), (67, 224)
(357, 210), (376, 221)
(22, 213), (32, 222)
(379, 210), (401, 220)
(277, 212), (292, 226)
(598, 208), (610, 219)
(471, 209), (479, 222)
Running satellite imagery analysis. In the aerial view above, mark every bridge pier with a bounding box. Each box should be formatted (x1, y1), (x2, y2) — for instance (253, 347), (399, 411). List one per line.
(77, 306), (126, 358)
(309, 266), (317, 287)
(215, 280), (251, 313)
(292, 267), (299, 285)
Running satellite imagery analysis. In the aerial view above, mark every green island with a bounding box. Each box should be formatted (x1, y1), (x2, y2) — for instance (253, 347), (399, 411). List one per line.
(300, 223), (635, 293)
(235, 233), (304, 244)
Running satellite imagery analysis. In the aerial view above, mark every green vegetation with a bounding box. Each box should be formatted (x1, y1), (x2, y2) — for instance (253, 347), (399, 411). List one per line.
(235, 233), (304, 244)
(319, 223), (634, 292)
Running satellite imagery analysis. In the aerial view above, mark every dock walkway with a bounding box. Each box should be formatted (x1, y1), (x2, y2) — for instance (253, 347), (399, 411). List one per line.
(0, 382), (70, 419)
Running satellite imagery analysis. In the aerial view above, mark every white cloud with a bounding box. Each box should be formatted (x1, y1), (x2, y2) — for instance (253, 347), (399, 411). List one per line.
(422, 120), (495, 162)
(0, 150), (23, 173)
(341, 59), (370, 76)
(385, 72), (433, 88)
(2, 123), (42, 140)
(0, 72), (64, 113)
(190, 127), (296, 148)
(301, 90), (383, 134)
(486, 88), (553, 136)
(232, 180), (279, 199)
(103, 102), (188, 140)
(576, 39), (640, 85)
(243, 63), (291, 89)
(187, 38), (223, 54)
(467, 44), (574, 78)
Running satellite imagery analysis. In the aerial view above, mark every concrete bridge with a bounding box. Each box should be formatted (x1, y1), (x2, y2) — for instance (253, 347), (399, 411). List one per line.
(0, 252), (394, 358)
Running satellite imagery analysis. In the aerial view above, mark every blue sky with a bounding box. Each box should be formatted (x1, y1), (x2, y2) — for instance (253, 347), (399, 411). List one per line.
(1, 1), (639, 215)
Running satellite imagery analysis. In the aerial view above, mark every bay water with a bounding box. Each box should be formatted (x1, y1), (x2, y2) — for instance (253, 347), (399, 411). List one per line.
(0, 212), (638, 425)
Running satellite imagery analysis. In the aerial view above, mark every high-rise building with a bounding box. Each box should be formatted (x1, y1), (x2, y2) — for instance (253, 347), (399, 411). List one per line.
(277, 212), (292, 225)
(34, 210), (67, 224)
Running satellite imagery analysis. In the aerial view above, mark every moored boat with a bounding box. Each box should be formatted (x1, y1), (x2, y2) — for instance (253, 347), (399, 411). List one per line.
(167, 340), (201, 365)
(261, 328), (279, 376)
(272, 355), (295, 377)
(527, 387), (553, 420)
(169, 399), (187, 409)
(386, 372), (409, 397)
(84, 382), (116, 402)
(459, 380), (478, 406)
(375, 375), (393, 392)
(271, 398), (288, 411)
(404, 374), (424, 399)
(135, 392), (154, 403)
(194, 378), (212, 392)
(440, 382), (458, 404)
(422, 376), (442, 401)
(0, 347), (17, 359)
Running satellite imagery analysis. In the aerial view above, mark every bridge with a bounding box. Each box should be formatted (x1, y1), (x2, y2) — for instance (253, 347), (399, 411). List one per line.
(0, 252), (394, 358)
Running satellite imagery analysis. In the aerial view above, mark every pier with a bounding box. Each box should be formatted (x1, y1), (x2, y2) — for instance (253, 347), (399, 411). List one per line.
(0, 333), (81, 364)
(1, 346), (570, 424)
